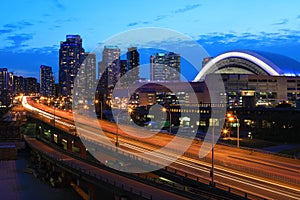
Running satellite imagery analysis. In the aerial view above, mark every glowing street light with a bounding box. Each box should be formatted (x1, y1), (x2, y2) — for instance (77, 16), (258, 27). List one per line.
(162, 107), (172, 134)
(222, 128), (230, 138)
(227, 113), (240, 148)
(95, 99), (103, 120)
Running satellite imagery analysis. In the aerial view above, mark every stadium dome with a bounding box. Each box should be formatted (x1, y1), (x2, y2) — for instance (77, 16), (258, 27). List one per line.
(194, 50), (300, 81)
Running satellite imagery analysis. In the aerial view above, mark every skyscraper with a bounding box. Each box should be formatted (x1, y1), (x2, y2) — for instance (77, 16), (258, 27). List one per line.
(120, 59), (128, 78)
(83, 52), (96, 93)
(126, 47), (140, 83)
(0, 68), (9, 91)
(74, 52), (96, 104)
(96, 46), (120, 111)
(98, 46), (120, 87)
(150, 52), (180, 81)
(24, 77), (37, 95)
(0, 68), (11, 105)
(59, 35), (85, 96)
(40, 65), (54, 97)
(13, 76), (24, 95)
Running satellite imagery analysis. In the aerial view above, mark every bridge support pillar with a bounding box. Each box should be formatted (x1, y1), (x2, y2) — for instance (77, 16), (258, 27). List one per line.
(50, 133), (55, 143)
(88, 187), (95, 200)
(57, 133), (63, 147)
(67, 139), (73, 152)
(80, 147), (86, 158)
(74, 140), (86, 158)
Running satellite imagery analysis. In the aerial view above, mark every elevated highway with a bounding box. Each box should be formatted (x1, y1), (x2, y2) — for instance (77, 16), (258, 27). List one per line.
(22, 96), (300, 199)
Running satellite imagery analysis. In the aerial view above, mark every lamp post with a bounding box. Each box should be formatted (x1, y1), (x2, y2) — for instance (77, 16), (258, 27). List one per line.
(227, 113), (240, 148)
(209, 118), (218, 187)
(95, 100), (103, 120)
(115, 108), (133, 151)
(162, 107), (172, 134)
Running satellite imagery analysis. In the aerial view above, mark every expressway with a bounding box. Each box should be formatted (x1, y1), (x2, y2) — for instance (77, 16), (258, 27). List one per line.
(22, 96), (300, 199)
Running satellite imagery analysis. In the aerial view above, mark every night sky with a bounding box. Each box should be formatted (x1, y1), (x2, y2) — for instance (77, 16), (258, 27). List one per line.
(1, 0), (300, 81)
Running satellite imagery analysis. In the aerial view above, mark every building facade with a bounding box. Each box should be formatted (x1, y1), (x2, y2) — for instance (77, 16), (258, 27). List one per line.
(0, 68), (13, 105)
(150, 52), (180, 81)
(73, 52), (96, 106)
(24, 77), (37, 95)
(40, 65), (54, 97)
(13, 76), (24, 95)
(97, 46), (120, 110)
(126, 47), (140, 84)
(194, 50), (300, 108)
(59, 35), (85, 96)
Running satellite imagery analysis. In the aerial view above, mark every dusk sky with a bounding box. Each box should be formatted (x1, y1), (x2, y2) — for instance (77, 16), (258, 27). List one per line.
(1, 0), (300, 81)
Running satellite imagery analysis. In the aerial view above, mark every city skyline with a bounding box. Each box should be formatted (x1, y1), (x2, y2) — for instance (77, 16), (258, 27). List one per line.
(1, 1), (300, 80)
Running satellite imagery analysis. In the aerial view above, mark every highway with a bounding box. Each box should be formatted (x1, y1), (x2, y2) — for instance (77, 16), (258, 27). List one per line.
(22, 96), (300, 199)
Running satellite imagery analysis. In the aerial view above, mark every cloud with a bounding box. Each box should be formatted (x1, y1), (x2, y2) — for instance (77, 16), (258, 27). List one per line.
(174, 4), (201, 14)
(5, 34), (33, 49)
(154, 15), (168, 21)
(196, 30), (300, 63)
(3, 24), (18, 29)
(1, 21), (33, 33)
(53, 0), (65, 10)
(127, 21), (151, 27)
(0, 29), (13, 34)
(127, 22), (139, 27)
(272, 19), (288, 25)
(127, 14), (168, 27)
(54, 18), (77, 24)
(0, 46), (59, 80)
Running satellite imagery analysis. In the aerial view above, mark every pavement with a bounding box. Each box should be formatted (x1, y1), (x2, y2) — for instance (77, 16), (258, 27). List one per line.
(262, 144), (299, 152)
(0, 150), (81, 200)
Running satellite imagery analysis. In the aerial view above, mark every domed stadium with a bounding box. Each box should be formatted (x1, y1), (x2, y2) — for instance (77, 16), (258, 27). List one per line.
(194, 50), (300, 81)
(193, 50), (300, 107)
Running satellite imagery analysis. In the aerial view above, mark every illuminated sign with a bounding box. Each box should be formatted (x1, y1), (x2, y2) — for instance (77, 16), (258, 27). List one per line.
(241, 90), (255, 96)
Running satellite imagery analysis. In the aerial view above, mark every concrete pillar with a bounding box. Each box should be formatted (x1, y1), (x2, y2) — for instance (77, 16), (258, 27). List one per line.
(88, 187), (95, 200)
(80, 146), (87, 158)
(50, 133), (55, 143)
(74, 140), (86, 158)
(67, 139), (73, 152)
(57, 134), (63, 147)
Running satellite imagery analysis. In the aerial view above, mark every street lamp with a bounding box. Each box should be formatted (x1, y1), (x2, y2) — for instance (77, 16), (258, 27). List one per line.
(222, 128), (230, 138)
(115, 108), (133, 151)
(162, 107), (172, 134)
(209, 118), (219, 187)
(95, 100), (103, 120)
(227, 113), (240, 148)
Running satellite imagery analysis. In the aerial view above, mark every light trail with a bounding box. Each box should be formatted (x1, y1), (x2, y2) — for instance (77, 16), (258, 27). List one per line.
(76, 124), (300, 199)
(24, 99), (300, 199)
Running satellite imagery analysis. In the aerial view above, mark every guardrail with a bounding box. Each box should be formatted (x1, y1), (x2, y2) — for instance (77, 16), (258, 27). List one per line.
(25, 111), (299, 198)
(25, 137), (153, 200)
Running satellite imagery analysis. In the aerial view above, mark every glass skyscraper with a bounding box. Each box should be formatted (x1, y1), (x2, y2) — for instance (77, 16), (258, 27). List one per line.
(59, 35), (85, 96)
(150, 52), (180, 81)
(40, 65), (54, 97)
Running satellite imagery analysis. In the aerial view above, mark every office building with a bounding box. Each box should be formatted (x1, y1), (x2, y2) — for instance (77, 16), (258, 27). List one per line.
(126, 47), (140, 83)
(99, 46), (120, 87)
(97, 46), (120, 110)
(74, 52), (96, 105)
(150, 52), (180, 81)
(24, 77), (37, 95)
(40, 65), (54, 97)
(59, 35), (85, 96)
(13, 76), (24, 95)
(0, 68), (12, 105)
